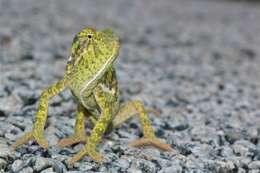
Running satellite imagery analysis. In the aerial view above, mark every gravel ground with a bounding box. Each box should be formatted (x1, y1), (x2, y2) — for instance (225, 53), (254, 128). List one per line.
(1, 0), (260, 172)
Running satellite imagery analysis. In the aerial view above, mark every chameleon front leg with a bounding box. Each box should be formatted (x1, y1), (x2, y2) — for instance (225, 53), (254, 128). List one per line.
(113, 100), (173, 151)
(58, 104), (88, 148)
(68, 85), (112, 165)
(12, 79), (66, 150)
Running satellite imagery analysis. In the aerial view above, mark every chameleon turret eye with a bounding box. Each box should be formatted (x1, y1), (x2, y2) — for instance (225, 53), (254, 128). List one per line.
(87, 34), (92, 39)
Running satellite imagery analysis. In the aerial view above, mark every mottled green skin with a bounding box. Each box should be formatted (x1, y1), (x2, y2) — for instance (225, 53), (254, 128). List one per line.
(12, 28), (172, 164)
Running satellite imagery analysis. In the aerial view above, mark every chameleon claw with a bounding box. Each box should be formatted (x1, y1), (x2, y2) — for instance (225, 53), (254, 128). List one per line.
(129, 137), (173, 152)
(68, 149), (87, 165)
(34, 132), (49, 149)
(36, 136), (49, 149)
(58, 135), (87, 148)
(68, 147), (105, 165)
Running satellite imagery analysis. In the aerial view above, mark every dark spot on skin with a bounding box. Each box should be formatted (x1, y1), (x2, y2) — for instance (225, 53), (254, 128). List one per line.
(82, 41), (88, 50)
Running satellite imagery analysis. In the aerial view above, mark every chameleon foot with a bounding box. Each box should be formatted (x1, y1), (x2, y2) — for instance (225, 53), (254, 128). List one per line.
(129, 137), (173, 152)
(58, 135), (87, 148)
(11, 131), (48, 150)
(68, 147), (104, 165)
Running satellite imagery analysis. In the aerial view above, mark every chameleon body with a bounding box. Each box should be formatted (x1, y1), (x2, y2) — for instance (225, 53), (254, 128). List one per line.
(12, 28), (172, 164)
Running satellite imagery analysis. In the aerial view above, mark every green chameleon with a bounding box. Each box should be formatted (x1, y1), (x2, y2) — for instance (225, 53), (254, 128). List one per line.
(12, 28), (172, 164)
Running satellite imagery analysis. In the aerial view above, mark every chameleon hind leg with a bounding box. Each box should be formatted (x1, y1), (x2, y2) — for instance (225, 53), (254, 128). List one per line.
(58, 104), (88, 148)
(12, 79), (66, 150)
(68, 85), (112, 165)
(113, 100), (172, 151)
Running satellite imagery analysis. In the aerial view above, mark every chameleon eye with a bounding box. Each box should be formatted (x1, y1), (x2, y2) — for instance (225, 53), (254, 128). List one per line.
(87, 34), (92, 39)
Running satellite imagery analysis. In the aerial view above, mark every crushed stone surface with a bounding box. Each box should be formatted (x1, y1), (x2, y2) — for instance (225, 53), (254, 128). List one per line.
(0, 0), (260, 172)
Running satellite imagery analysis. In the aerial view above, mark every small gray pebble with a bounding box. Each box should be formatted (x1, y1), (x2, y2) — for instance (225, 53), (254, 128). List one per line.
(238, 168), (246, 173)
(41, 167), (54, 173)
(78, 162), (93, 171)
(19, 167), (34, 173)
(158, 165), (182, 173)
(126, 82), (143, 95)
(34, 157), (49, 172)
(249, 170), (260, 173)
(11, 160), (24, 172)
(205, 160), (236, 173)
(33, 157), (67, 173)
(0, 158), (7, 170)
(248, 161), (260, 170)
(232, 140), (256, 157)
(0, 143), (11, 159)
(115, 158), (130, 169)
(219, 146), (234, 157)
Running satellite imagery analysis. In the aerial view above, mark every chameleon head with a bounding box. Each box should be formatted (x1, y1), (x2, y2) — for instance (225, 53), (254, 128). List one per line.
(66, 28), (120, 98)
(70, 28), (120, 69)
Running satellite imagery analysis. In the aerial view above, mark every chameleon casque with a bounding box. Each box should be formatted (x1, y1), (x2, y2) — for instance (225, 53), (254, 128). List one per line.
(12, 28), (172, 164)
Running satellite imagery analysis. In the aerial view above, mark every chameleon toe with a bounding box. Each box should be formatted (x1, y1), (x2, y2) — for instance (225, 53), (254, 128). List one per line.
(11, 132), (33, 150)
(36, 137), (49, 149)
(129, 138), (173, 152)
(68, 148), (105, 165)
(68, 149), (87, 165)
(11, 131), (49, 150)
(58, 135), (87, 148)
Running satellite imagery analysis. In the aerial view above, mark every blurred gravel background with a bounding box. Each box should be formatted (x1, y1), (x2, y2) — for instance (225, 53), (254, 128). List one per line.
(1, 0), (260, 172)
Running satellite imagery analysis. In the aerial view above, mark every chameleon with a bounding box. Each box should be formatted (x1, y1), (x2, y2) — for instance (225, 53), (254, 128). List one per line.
(11, 28), (172, 164)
